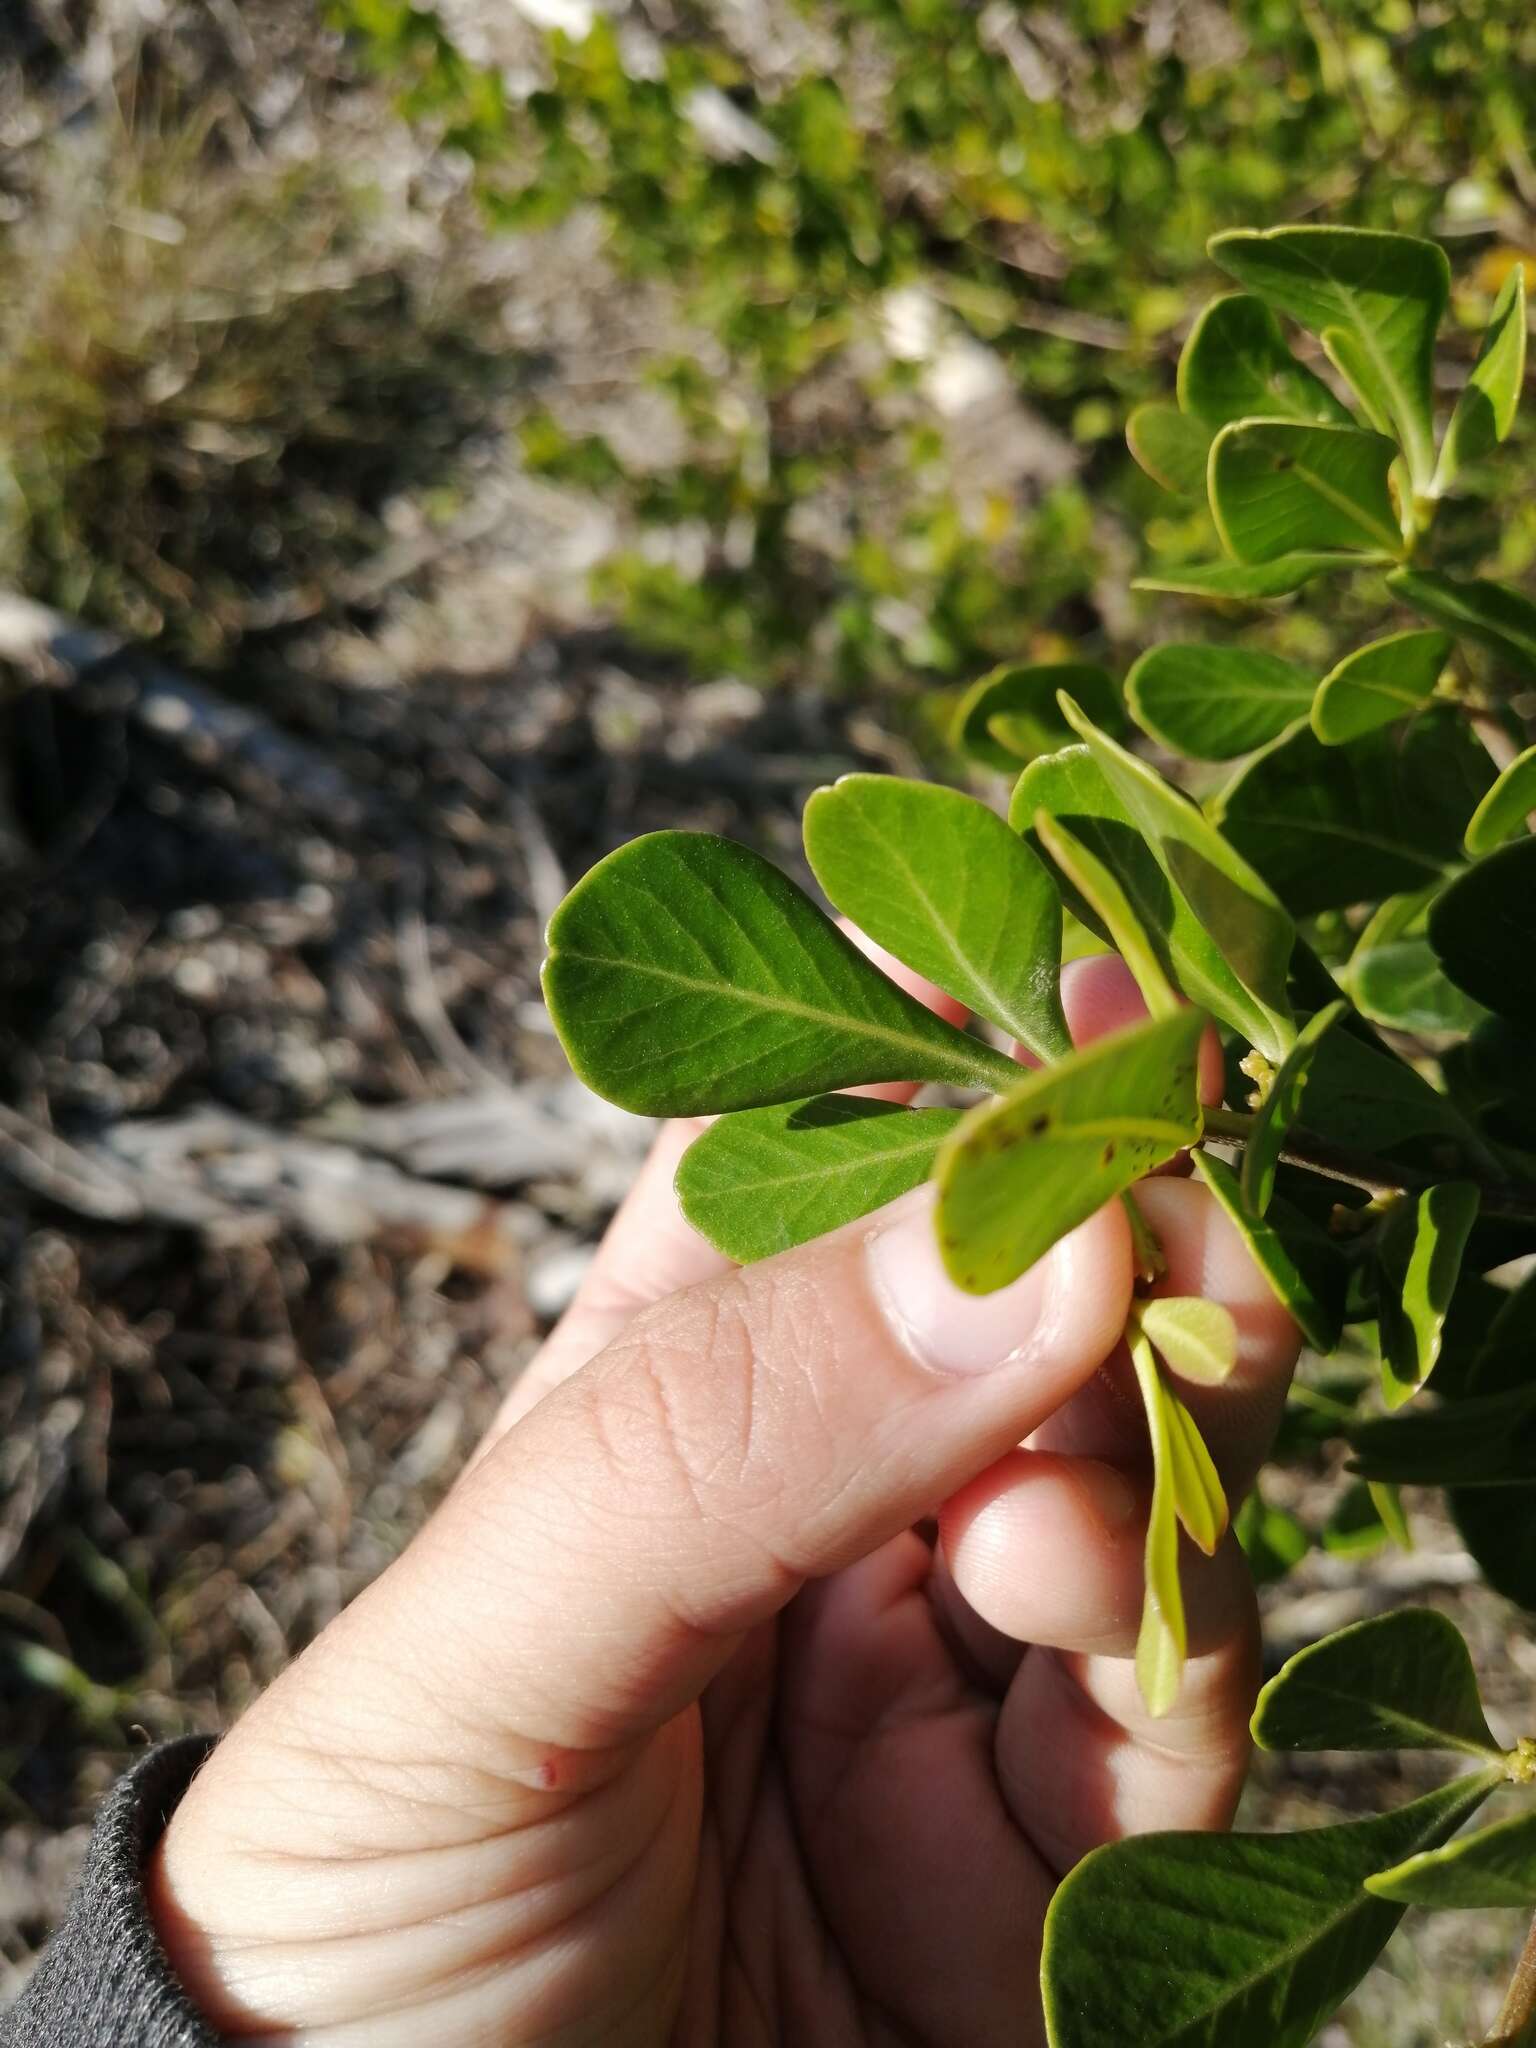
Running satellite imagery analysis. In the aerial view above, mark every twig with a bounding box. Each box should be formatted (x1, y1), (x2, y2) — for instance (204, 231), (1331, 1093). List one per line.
(1492, 1909), (1536, 2043)
(1199, 1107), (1536, 1226)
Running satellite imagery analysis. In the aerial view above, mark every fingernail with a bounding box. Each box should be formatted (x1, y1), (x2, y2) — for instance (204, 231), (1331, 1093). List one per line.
(867, 1185), (1052, 1376)
(1073, 1458), (1142, 1531)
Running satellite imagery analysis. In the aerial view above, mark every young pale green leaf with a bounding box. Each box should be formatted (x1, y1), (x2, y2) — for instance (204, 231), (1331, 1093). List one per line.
(1133, 553), (1372, 601)
(1209, 419), (1403, 564)
(1055, 697), (1296, 1059)
(1369, 1480), (1413, 1552)
(1191, 1153), (1345, 1354)
(1372, 1182), (1482, 1409)
(1388, 569), (1536, 681)
(1041, 1771), (1498, 2048)
(543, 831), (1021, 1115)
(1310, 628), (1452, 745)
(1136, 1295), (1239, 1386)
(1351, 1384), (1536, 1490)
(1125, 643), (1314, 761)
(1242, 1001), (1346, 1216)
(1252, 1608), (1501, 1757)
(1465, 744), (1536, 856)
(934, 1007), (1205, 1295)
(1350, 937), (1489, 1034)
(1210, 226), (1450, 490)
(1126, 402), (1212, 497)
(802, 775), (1071, 1060)
(1320, 1480), (1406, 1560)
(1428, 837), (1536, 1020)
(1178, 292), (1355, 431)
(1215, 710), (1495, 916)
(1368, 1807), (1536, 1910)
(1129, 1330), (1187, 1718)
(951, 661), (1123, 772)
(1434, 266), (1528, 495)
(1032, 812), (1178, 1023)
(1164, 1377), (1229, 1555)
(1016, 746), (1291, 1058)
(674, 1096), (962, 1263)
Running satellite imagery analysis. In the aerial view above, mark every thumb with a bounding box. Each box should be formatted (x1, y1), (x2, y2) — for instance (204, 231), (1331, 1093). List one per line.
(251, 1185), (1132, 1783)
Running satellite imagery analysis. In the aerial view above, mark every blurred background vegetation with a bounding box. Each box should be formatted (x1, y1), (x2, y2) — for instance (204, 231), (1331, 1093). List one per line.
(2, 3), (1535, 2039)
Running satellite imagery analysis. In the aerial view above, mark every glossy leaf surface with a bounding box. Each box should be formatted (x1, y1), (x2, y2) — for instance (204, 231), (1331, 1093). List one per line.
(1434, 265), (1528, 494)
(1032, 812), (1178, 1023)
(1464, 744), (1536, 856)
(951, 661), (1123, 772)
(1351, 937), (1488, 1035)
(1376, 1182), (1481, 1408)
(934, 1007), (1204, 1295)
(1210, 226), (1450, 488)
(1042, 1771), (1496, 2048)
(1310, 629), (1451, 746)
(1242, 1000), (1345, 1216)
(1428, 838), (1536, 1019)
(1056, 698), (1295, 1058)
(1192, 1153), (1345, 1355)
(1134, 553), (1371, 601)
(1126, 402), (1211, 496)
(1017, 745), (1291, 1058)
(1209, 419), (1402, 564)
(544, 831), (1021, 1114)
(1389, 569), (1536, 681)
(1215, 711), (1494, 915)
(1177, 292), (1354, 430)
(1368, 1807), (1536, 1910)
(1252, 1608), (1499, 1757)
(803, 775), (1070, 1059)
(675, 1096), (962, 1262)
(1125, 643), (1314, 761)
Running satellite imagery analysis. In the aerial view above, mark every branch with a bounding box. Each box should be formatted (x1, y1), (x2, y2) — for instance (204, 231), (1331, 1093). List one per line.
(1199, 1107), (1536, 1226)
(1491, 1908), (1536, 2044)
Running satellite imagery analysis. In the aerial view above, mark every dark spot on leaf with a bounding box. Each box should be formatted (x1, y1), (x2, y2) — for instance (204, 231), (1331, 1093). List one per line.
(1273, 455), (1295, 472)
(1029, 1114), (1050, 1134)
(1102, 1141), (1116, 1165)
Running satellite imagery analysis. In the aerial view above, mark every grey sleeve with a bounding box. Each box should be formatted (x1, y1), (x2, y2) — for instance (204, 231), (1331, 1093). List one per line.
(2, 1737), (221, 2048)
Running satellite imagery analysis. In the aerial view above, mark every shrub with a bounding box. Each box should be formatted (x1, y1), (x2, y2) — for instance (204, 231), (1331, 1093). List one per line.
(542, 224), (1536, 2042)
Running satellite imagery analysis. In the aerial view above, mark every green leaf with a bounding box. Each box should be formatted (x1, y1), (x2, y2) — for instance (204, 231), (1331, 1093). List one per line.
(1209, 419), (1403, 563)
(1320, 1480), (1408, 1559)
(1369, 1807), (1536, 1910)
(1350, 1384), (1536, 1490)
(1055, 697), (1296, 1058)
(1129, 1329), (1188, 1718)
(1428, 837), (1536, 1020)
(1376, 1182), (1482, 1408)
(1126, 402), (1212, 496)
(934, 1007), (1204, 1295)
(1465, 744), (1536, 856)
(1133, 554), (1369, 601)
(1369, 1480), (1413, 1552)
(1125, 643), (1314, 761)
(1388, 569), (1536, 682)
(1351, 937), (1489, 1034)
(542, 831), (1022, 1115)
(1178, 292), (1356, 430)
(1252, 1609), (1500, 1757)
(1215, 710), (1495, 915)
(1164, 1375), (1229, 1555)
(1434, 266), (1528, 494)
(1041, 1772), (1498, 2048)
(1137, 1296), (1239, 1386)
(1191, 1152), (1345, 1355)
(802, 775), (1071, 1060)
(1236, 1486), (1310, 1586)
(674, 1096), (962, 1262)
(1242, 1001), (1346, 1216)
(1210, 226), (1450, 490)
(951, 662), (1123, 772)
(1297, 1024), (1493, 1173)
(1310, 629), (1452, 745)
(1032, 812), (1179, 1023)
(1016, 745), (1292, 1059)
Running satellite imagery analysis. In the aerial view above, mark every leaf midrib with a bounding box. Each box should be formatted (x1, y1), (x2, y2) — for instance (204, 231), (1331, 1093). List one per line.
(1269, 451), (1402, 555)
(1266, 1680), (1498, 1758)
(692, 1129), (949, 1194)
(1144, 1773), (1499, 2047)
(554, 944), (1010, 1085)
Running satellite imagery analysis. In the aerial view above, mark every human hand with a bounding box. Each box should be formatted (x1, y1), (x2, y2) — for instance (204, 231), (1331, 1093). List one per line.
(148, 953), (1298, 2047)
